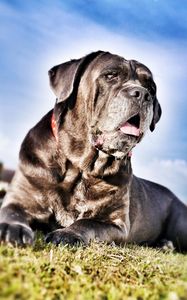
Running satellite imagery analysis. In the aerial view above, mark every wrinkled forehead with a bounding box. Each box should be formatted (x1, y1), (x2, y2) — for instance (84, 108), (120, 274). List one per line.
(87, 52), (153, 78)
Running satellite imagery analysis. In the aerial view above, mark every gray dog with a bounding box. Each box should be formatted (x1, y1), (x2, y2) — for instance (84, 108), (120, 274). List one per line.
(0, 51), (187, 251)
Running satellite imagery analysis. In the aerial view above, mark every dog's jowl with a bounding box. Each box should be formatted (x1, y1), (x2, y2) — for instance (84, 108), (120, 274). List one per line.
(0, 51), (187, 251)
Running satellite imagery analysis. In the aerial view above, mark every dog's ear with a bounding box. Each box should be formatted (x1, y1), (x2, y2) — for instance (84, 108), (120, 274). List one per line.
(48, 51), (103, 103)
(48, 59), (81, 102)
(150, 97), (162, 131)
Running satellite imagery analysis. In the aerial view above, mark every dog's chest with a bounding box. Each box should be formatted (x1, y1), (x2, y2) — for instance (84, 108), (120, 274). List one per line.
(55, 176), (121, 228)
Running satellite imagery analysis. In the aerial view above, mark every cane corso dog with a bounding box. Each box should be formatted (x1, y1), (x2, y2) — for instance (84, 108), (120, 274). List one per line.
(0, 51), (187, 251)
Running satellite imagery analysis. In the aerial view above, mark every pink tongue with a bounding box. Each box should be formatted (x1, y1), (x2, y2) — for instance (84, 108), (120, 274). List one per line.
(120, 122), (140, 136)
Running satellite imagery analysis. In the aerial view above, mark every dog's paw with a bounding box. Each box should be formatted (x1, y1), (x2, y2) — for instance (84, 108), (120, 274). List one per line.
(0, 222), (34, 246)
(45, 229), (85, 246)
(156, 239), (175, 252)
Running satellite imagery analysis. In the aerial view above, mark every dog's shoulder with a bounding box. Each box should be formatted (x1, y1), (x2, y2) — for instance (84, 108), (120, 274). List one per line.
(19, 110), (55, 166)
(26, 109), (53, 143)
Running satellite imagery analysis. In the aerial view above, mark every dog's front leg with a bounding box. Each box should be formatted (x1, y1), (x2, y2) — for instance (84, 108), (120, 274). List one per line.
(0, 203), (34, 245)
(45, 218), (128, 246)
(0, 169), (51, 246)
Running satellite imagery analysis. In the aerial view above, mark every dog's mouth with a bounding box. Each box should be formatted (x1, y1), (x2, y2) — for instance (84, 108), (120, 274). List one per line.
(118, 114), (141, 137)
(92, 113), (143, 151)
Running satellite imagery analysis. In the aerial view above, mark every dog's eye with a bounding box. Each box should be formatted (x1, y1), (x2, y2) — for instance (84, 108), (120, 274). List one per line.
(105, 72), (118, 81)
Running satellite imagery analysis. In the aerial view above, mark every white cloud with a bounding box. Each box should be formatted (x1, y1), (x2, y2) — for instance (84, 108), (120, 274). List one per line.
(0, 132), (9, 153)
(0, 131), (19, 168)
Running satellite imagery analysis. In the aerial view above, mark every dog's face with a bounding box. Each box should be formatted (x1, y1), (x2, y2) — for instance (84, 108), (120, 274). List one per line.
(49, 51), (161, 159)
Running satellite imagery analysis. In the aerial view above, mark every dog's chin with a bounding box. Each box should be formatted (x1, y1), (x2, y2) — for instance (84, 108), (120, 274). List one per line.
(91, 130), (141, 159)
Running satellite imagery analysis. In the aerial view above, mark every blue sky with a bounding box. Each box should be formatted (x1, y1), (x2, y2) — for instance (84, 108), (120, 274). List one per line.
(0, 0), (187, 202)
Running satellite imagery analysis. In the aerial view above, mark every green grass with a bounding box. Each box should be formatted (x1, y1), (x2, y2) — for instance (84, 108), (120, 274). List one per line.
(0, 233), (187, 300)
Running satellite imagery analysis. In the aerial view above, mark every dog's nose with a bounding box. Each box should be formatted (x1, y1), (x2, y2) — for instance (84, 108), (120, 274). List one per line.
(128, 87), (150, 102)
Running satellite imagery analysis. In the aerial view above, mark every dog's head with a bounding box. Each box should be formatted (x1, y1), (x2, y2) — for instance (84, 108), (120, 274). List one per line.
(49, 51), (161, 159)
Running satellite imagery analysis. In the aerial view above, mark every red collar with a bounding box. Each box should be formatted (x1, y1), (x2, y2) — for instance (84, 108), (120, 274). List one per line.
(51, 112), (58, 142)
